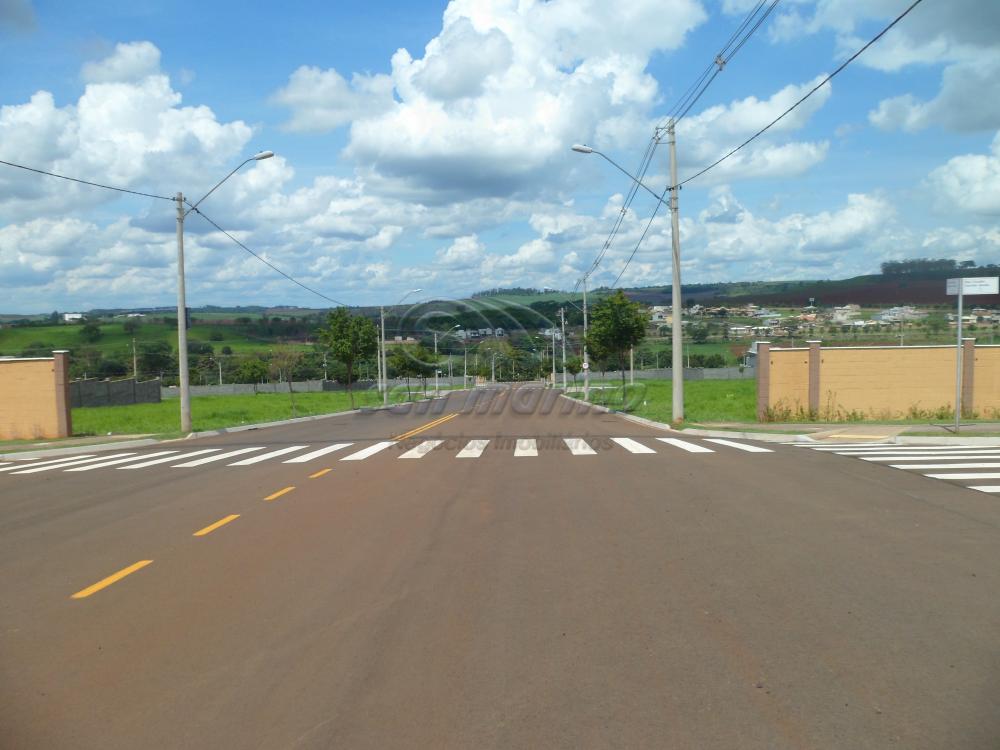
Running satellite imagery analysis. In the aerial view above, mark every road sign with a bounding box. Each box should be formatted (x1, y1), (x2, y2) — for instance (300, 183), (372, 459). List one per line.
(947, 277), (999, 295)
(582, 362), (590, 369)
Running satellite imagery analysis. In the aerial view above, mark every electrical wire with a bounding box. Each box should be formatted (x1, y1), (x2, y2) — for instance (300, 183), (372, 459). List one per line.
(678, 0), (924, 189)
(611, 0), (922, 289)
(189, 205), (350, 308)
(0, 158), (174, 201)
(584, 1), (781, 291)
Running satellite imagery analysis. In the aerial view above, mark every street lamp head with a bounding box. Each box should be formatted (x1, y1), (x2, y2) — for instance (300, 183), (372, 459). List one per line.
(571, 144), (594, 154)
(253, 151), (274, 160)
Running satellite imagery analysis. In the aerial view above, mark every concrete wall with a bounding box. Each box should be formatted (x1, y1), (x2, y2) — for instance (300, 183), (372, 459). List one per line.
(71, 378), (161, 408)
(0, 351), (71, 439)
(757, 340), (993, 420)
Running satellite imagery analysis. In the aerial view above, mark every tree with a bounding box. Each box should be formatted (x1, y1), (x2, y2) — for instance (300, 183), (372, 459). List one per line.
(269, 348), (303, 417)
(587, 290), (647, 399)
(316, 308), (378, 408)
(235, 357), (268, 385)
(79, 321), (103, 343)
(137, 341), (174, 379)
(566, 356), (582, 384)
(122, 319), (140, 335)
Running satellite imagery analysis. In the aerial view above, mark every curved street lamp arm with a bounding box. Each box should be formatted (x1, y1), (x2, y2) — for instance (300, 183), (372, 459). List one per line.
(185, 157), (254, 216)
(592, 149), (666, 207)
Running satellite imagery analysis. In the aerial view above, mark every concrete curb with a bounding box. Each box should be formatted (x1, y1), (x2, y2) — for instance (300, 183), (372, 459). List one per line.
(1, 391), (471, 461)
(1, 438), (162, 461)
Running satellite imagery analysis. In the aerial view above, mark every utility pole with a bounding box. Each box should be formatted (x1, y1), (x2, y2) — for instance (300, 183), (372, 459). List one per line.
(666, 119), (684, 422)
(559, 307), (567, 390)
(175, 192), (192, 433)
(380, 306), (388, 406)
(550, 326), (556, 386)
(217, 357), (223, 385)
(132, 337), (138, 380)
(583, 277), (589, 395)
(630, 346), (634, 386)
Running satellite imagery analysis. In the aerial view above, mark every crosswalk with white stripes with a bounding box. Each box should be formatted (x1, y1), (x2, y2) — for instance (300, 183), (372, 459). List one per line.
(0, 436), (773, 477)
(797, 442), (1000, 494)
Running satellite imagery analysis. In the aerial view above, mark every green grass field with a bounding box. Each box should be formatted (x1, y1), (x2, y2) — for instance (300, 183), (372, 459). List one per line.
(583, 379), (757, 424)
(71, 387), (448, 437)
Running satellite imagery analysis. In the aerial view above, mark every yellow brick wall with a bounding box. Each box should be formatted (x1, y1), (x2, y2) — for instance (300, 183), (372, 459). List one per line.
(974, 346), (1000, 417)
(818, 346), (954, 418)
(0, 358), (60, 440)
(768, 348), (810, 416)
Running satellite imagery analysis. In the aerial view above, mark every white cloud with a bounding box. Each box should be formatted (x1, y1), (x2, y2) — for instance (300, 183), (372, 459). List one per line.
(81, 41), (161, 84)
(436, 235), (485, 268)
(927, 132), (1000, 216)
(773, 1), (1000, 133)
(271, 66), (394, 133)
(274, 0), (705, 199)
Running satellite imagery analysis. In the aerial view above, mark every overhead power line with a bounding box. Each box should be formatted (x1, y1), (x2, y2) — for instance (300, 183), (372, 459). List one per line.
(188, 205), (350, 308)
(677, 0), (925, 189)
(583, 1), (780, 290)
(0, 158), (174, 201)
(610, 0), (924, 290)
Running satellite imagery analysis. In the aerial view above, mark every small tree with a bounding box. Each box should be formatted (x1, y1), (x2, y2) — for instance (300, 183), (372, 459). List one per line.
(270, 348), (303, 417)
(587, 290), (647, 402)
(79, 321), (103, 343)
(316, 308), (378, 409)
(236, 357), (268, 385)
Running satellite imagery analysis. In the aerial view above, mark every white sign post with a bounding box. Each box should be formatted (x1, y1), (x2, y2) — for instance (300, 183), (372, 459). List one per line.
(946, 277), (999, 432)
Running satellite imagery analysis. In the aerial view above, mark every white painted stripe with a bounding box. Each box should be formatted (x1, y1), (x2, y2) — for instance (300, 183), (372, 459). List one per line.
(892, 462), (1000, 470)
(0, 454), (96, 473)
(341, 441), (396, 461)
(610, 437), (656, 454)
(229, 445), (309, 466)
(705, 438), (773, 453)
(924, 472), (1000, 479)
(399, 440), (443, 459)
(456, 439), (489, 458)
(66, 451), (178, 472)
(514, 439), (538, 457)
(10, 453), (136, 474)
(282, 443), (353, 463)
(657, 437), (714, 453)
(837, 446), (1000, 452)
(120, 449), (221, 469)
(173, 447), (266, 467)
(968, 485), (1000, 493)
(860, 454), (1000, 462)
(564, 438), (597, 455)
(802, 443), (896, 449)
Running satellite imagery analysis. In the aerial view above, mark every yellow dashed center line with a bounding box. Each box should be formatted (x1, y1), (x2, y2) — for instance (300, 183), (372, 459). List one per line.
(264, 486), (296, 501)
(71, 560), (153, 599)
(309, 468), (332, 479)
(392, 412), (459, 441)
(193, 514), (240, 537)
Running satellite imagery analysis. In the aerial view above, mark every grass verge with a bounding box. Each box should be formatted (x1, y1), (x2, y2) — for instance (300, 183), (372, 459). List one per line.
(72, 386), (450, 436)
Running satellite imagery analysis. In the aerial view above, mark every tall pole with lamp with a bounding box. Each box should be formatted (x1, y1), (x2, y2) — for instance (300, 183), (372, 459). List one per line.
(175, 150), (274, 433)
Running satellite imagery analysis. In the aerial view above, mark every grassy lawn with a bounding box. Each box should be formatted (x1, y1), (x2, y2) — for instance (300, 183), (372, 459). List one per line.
(71, 386), (450, 437)
(583, 379), (757, 424)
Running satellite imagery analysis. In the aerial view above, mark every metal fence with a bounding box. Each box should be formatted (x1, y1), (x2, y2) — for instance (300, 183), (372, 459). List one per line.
(71, 377), (162, 408)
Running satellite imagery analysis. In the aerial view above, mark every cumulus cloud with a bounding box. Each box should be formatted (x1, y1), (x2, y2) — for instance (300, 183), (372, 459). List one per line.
(770, 1), (1000, 133)
(274, 0), (705, 199)
(0, 41), (255, 221)
(81, 41), (161, 83)
(271, 66), (394, 132)
(927, 132), (1000, 216)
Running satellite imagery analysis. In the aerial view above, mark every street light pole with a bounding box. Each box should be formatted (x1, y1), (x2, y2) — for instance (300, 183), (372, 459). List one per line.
(559, 307), (567, 390)
(666, 119), (684, 422)
(571, 134), (682, 421)
(175, 150), (273, 434)
(582, 274), (590, 400)
(174, 191), (191, 432)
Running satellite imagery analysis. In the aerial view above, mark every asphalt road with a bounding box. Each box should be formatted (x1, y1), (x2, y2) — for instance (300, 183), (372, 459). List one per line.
(2, 386), (999, 749)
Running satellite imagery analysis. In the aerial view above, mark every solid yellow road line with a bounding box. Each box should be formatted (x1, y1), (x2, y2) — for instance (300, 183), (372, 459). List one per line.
(392, 412), (459, 441)
(309, 468), (332, 479)
(264, 486), (296, 501)
(71, 560), (153, 599)
(193, 514), (240, 537)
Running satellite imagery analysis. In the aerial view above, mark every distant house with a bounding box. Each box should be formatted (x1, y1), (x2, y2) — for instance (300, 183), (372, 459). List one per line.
(63, 313), (84, 322)
(649, 305), (671, 322)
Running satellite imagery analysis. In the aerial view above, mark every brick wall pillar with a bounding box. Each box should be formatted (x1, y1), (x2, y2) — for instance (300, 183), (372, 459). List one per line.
(962, 337), (976, 417)
(807, 340), (821, 415)
(756, 341), (771, 421)
(53, 350), (72, 438)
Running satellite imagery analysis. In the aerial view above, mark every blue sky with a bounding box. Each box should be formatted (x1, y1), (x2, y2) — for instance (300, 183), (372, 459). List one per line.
(1, 0), (998, 313)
